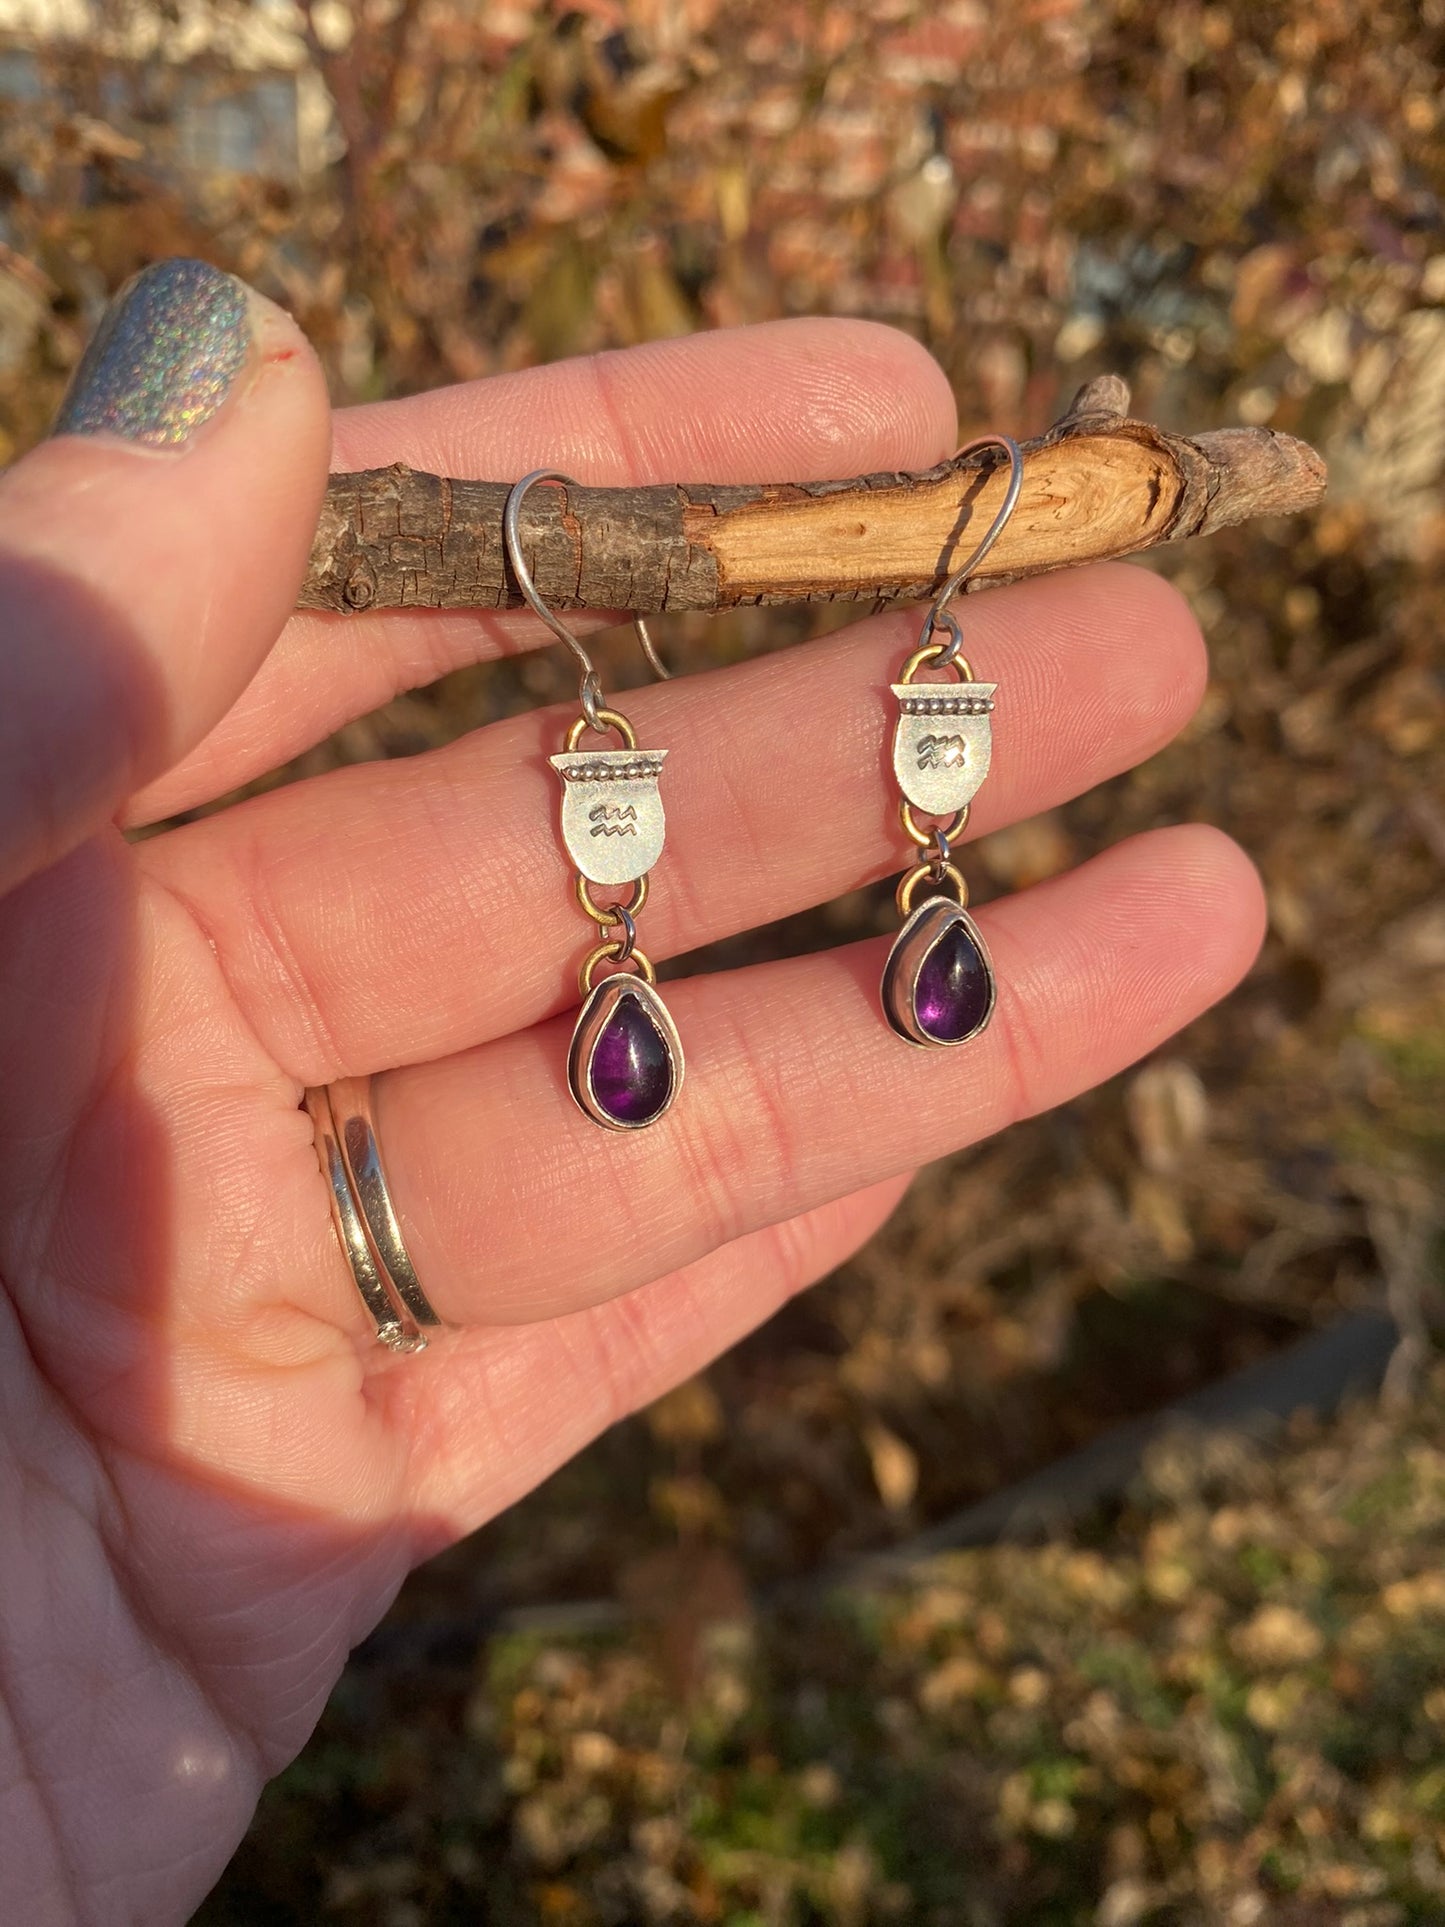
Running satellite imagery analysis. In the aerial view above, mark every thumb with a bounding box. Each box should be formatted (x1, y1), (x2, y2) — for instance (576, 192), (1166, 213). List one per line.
(0, 257), (330, 893)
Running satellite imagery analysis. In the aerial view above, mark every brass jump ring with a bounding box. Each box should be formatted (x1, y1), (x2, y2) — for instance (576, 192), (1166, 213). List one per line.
(579, 939), (658, 996)
(900, 799), (969, 849)
(896, 861), (970, 919)
(898, 637), (976, 687)
(565, 706), (638, 753)
(575, 871), (651, 925)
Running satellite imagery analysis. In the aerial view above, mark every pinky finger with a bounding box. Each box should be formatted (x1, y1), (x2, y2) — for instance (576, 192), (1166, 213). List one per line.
(396, 1174), (914, 1543)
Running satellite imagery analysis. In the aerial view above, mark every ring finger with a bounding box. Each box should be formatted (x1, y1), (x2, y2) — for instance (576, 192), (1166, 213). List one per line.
(325, 825), (1264, 1331)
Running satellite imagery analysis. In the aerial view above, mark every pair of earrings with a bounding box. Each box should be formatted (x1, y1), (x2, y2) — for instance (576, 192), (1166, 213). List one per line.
(502, 435), (1023, 1133)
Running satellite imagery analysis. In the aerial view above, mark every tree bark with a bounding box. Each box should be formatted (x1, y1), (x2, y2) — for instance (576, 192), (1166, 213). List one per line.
(300, 376), (1326, 616)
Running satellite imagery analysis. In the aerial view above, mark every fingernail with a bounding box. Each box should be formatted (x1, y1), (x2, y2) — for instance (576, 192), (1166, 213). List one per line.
(51, 257), (252, 449)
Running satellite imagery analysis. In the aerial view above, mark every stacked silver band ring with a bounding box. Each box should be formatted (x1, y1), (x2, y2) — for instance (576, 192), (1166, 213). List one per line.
(305, 1076), (443, 1352)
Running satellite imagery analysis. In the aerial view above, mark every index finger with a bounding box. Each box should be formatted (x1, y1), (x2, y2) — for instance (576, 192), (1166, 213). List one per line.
(128, 319), (957, 824)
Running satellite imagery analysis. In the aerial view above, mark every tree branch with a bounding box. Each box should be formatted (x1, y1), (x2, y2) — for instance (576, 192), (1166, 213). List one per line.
(300, 375), (1326, 615)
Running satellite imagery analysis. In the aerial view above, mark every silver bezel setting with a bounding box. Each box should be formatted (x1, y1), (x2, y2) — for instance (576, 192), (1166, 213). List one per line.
(567, 974), (685, 1131)
(881, 895), (996, 1049)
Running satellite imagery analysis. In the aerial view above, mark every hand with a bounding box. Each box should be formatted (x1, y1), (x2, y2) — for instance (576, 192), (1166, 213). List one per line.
(0, 262), (1264, 1925)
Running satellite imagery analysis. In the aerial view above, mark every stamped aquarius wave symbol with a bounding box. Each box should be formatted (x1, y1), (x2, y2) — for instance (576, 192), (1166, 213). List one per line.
(891, 681), (996, 816)
(590, 803), (638, 836)
(916, 734), (967, 771)
(550, 745), (670, 886)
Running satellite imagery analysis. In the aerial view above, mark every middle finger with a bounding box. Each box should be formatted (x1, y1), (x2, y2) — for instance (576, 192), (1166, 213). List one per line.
(141, 562), (1203, 1085)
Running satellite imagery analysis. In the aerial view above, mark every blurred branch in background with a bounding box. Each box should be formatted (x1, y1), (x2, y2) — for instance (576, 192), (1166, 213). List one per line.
(292, 0), (422, 264)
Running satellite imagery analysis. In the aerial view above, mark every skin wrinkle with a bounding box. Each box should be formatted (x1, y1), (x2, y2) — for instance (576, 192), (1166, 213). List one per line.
(338, 321), (954, 481)
(262, 727), (549, 1078)
(222, 592), (590, 754)
(982, 923), (1055, 1131)
(401, 1329), (538, 1502)
(232, 830), (350, 1080)
(404, 1186), (907, 1539)
(413, 1330), (591, 1531)
(168, 1556), (373, 1734)
(86, 1831), (228, 1927)
(392, 1332), (502, 1494)
(13, 1361), (264, 1787)
(400, 965), (918, 1314)
(0, 1349), (235, 1923)
(14, 867), (369, 1464)
(99, 1449), (404, 1782)
(679, 697), (778, 916)
(156, 842), (338, 1097)
(0, 1681), (75, 1921)
(205, 1180), (309, 1344)
(583, 351), (653, 489)
(9, 1033), (148, 1350)
(393, 751), (526, 1028)
(23, 880), (315, 1353)
(677, 988), (821, 1256)
(573, 1281), (674, 1436)
(782, 1183), (912, 1299)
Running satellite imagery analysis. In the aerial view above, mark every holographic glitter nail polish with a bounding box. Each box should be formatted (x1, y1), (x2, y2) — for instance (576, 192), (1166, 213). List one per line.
(51, 258), (252, 449)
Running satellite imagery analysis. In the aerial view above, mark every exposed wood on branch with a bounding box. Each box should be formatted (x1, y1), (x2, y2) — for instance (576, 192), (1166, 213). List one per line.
(300, 376), (1326, 615)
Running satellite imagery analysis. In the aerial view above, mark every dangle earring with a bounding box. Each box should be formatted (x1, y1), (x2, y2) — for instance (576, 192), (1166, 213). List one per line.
(503, 471), (684, 1130)
(881, 435), (1024, 1047)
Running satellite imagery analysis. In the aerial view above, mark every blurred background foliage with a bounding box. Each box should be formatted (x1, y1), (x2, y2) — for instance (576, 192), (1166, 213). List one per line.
(1, 0), (1443, 1919)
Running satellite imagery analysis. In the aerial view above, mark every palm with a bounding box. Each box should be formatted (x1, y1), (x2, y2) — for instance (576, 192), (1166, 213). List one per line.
(0, 318), (1262, 1925)
(0, 830), (420, 1898)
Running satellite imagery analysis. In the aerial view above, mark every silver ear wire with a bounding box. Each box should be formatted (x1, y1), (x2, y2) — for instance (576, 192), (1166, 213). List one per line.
(632, 615), (670, 681)
(502, 470), (671, 723)
(923, 434), (1023, 660)
(503, 469), (602, 720)
(865, 433), (1023, 630)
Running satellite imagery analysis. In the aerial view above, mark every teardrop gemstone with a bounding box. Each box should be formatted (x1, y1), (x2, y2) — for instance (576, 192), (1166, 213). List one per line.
(913, 917), (992, 1042)
(588, 989), (674, 1125)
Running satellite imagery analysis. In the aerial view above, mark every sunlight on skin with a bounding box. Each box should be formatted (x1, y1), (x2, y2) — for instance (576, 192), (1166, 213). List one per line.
(0, 307), (1263, 1924)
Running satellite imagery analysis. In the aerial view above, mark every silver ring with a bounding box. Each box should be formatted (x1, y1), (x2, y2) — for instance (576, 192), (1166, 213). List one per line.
(608, 902), (638, 963)
(305, 1078), (442, 1350)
